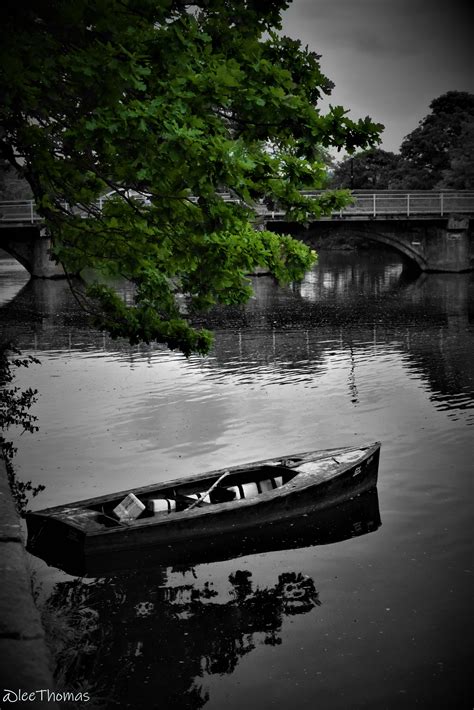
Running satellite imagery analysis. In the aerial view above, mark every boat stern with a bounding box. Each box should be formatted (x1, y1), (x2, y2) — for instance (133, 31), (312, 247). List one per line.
(26, 511), (87, 574)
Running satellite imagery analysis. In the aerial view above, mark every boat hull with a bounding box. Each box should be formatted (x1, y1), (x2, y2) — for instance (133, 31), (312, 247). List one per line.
(34, 488), (382, 576)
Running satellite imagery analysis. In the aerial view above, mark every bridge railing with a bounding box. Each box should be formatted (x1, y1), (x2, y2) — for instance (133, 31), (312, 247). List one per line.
(299, 191), (474, 218)
(1, 191), (474, 224)
(0, 200), (41, 223)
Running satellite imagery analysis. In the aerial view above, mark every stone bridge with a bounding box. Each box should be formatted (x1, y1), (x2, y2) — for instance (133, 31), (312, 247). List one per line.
(0, 191), (473, 276)
(264, 191), (474, 273)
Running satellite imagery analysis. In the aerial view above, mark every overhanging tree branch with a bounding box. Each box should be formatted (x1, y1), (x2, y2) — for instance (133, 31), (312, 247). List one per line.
(0, 0), (382, 355)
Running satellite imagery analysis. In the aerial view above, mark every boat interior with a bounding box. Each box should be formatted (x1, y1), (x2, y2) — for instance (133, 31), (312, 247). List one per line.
(86, 463), (299, 525)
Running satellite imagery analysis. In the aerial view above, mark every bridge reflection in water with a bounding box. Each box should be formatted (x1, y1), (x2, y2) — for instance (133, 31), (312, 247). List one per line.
(2, 252), (473, 422)
(198, 259), (474, 421)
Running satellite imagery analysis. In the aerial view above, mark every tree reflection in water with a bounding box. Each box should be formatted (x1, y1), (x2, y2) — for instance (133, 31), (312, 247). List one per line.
(37, 489), (380, 707)
(45, 567), (321, 709)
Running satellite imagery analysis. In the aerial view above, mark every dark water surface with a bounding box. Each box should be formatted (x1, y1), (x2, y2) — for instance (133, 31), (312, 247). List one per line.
(1, 248), (473, 709)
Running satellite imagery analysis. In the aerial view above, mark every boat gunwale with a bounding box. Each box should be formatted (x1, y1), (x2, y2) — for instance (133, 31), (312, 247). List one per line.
(27, 443), (380, 537)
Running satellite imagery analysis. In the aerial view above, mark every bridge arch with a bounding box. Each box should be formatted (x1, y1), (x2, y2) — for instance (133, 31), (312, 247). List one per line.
(340, 227), (428, 270)
(271, 217), (471, 273)
(0, 226), (65, 278)
(0, 241), (32, 274)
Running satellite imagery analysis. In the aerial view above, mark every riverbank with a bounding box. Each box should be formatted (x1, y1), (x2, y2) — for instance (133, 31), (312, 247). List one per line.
(0, 456), (58, 704)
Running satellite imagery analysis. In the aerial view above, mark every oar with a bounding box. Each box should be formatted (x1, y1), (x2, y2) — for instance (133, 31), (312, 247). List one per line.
(186, 470), (231, 512)
(101, 506), (130, 526)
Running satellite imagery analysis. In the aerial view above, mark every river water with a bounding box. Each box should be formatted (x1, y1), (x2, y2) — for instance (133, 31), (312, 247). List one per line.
(1, 247), (473, 709)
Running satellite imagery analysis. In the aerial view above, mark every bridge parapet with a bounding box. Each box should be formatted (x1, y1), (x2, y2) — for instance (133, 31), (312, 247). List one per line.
(262, 191), (474, 220)
(0, 200), (41, 224)
(316, 190), (473, 218)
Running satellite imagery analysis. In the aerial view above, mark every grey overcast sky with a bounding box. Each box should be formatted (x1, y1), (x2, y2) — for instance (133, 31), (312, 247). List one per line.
(280, 0), (474, 153)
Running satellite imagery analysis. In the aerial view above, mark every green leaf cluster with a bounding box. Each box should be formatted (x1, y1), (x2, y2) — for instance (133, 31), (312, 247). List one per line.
(0, 0), (382, 355)
(0, 343), (44, 515)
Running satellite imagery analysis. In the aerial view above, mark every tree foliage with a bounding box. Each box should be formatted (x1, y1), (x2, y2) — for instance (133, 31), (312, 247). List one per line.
(0, 343), (44, 515)
(438, 117), (474, 189)
(396, 91), (474, 189)
(0, 0), (381, 355)
(330, 148), (401, 189)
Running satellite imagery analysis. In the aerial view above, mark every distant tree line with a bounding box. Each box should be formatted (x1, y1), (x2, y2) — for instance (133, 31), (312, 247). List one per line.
(330, 91), (474, 190)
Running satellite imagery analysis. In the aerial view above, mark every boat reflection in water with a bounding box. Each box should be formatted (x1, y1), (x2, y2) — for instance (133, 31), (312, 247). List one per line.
(38, 489), (381, 710)
(28, 487), (381, 577)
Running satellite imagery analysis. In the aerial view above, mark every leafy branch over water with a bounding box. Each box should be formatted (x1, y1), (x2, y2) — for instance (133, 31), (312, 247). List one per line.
(1, 1), (382, 355)
(0, 342), (44, 515)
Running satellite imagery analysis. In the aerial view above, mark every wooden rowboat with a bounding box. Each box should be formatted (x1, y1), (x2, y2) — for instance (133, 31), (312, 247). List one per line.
(26, 442), (381, 572)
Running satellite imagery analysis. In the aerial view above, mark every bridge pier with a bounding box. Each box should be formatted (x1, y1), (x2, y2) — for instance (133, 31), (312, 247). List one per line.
(0, 226), (65, 278)
(393, 215), (471, 272)
(427, 215), (471, 273)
